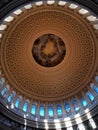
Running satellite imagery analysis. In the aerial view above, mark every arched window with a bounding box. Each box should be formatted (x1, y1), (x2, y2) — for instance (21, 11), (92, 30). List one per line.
(7, 91), (15, 103)
(86, 91), (94, 101)
(93, 85), (98, 94)
(48, 105), (54, 117)
(31, 104), (37, 115)
(1, 87), (7, 97)
(56, 104), (62, 116)
(64, 102), (71, 112)
(81, 98), (87, 107)
(72, 99), (80, 111)
(23, 101), (29, 112)
(1, 85), (10, 97)
(95, 76), (98, 83)
(0, 77), (5, 86)
(40, 105), (45, 117)
(15, 96), (22, 108)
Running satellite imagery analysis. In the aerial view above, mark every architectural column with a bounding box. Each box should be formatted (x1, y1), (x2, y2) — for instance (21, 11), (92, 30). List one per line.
(53, 102), (58, 119)
(0, 77), (6, 91)
(68, 98), (76, 117)
(75, 95), (84, 112)
(5, 87), (13, 99)
(81, 90), (92, 108)
(36, 101), (40, 120)
(45, 102), (49, 120)
(28, 99), (33, 117)
(61, 101), (67, 118)
(81, 90), (90, 103)
(12, 92), (20, 104)
(26, 99), (31, 115)
(87, 85), (96, 97)
(19, 96), (25, 113)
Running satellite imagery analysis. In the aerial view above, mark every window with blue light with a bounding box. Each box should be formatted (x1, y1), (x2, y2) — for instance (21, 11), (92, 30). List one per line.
(64, 102), (71, 112)
(95, 76), (98, 83)
(86, 91), (94, 101)
(1, 87), (7, 97)
(72, 99), (80, 111)
(81, 98), (87, 107)
(56, 104), (62, 115)
(31, 104), (36, 115)
(93, 85), (98, 94)
(23, 102), (29, 112)
(7, 93), (14, 103)
(48, 106), (54, 117)
(40, 105), (45, 116)
(15, 97), (21, 108)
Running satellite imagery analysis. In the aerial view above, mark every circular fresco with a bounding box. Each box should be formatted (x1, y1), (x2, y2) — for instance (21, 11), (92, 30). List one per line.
(32, 34), (66, 67)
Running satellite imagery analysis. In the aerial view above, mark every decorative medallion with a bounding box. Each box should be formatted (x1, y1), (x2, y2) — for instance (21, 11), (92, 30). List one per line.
(32, 34), (66, 67)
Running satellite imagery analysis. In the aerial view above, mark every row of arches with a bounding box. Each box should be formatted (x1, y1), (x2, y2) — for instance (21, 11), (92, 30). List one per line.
(0, 75), (98, 118)
(0, 0), (98, 38)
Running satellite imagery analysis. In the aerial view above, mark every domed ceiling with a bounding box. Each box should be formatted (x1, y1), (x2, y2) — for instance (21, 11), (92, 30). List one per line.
(0, 0), (98, 129)
(0, 0), (98, 102)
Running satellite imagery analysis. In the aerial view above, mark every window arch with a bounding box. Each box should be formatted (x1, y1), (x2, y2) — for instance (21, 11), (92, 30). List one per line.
(93, 85), (98, 94)
(48, 105), (54, 117)
(31, 104), (37, 115)
(0, 77), (5, 86)
(7, 91), (16, 103)
(15, 96), (22, 108)
(40, 105), (45, 117)
(1, 85), (10, 97)
(64, 102), (71, 112)
(95, 76), (98, 83)
(86, 91), (94, 101)
(81, 98), (87, 107)
(1, 87), (7, 97)
(23, 101), (29, 112)
(56, 104), (63, 116)
(72, 99), (80, 111)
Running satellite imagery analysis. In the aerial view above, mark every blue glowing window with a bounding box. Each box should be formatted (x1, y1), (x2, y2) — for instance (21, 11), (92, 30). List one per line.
(7, 93), (14, 103)
(93, 85), (98, 94)
(56, 104), (62, 115)
(81, 98), (87, 107)
(15, 98), (21, 108)
(72, 99), (80, 111)
(23, 102), (29, 112)
(1, 87), (7, 97)
(40, 105), (45, 116)
(31, 105), (36, 115)
(48, 106), (54, 117)
(86, 91), (94, 101)
(64, 102), (71, 112)
(95, 76), (98, 83)
(75, 106), (80, 111)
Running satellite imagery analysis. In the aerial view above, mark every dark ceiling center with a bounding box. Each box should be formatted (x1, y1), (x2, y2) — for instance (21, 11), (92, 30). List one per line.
(32, 34), (66, 67)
